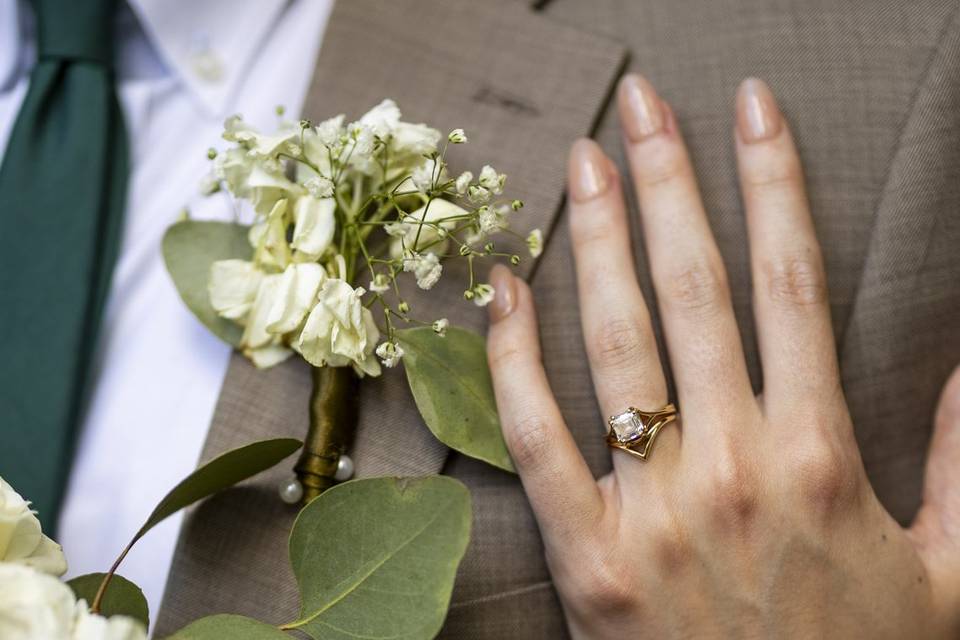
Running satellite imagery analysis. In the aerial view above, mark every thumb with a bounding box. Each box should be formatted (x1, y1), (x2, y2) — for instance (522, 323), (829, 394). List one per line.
(910, 364), (960, 601)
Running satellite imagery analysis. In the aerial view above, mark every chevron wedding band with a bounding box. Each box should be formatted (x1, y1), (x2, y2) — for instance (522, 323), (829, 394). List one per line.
(606, 403), (678, 461)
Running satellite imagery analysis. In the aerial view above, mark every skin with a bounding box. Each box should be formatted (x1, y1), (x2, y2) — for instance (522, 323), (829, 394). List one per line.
(484, 74), (960, 639)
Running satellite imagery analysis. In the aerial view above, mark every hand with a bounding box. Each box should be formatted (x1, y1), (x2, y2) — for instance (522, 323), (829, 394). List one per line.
(484, 74), (960, 638)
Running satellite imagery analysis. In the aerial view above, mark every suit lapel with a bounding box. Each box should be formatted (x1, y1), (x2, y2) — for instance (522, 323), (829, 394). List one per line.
(838, 7), (960, 525)
(156, 1), (624, 633)
(206, 0), (627, 480)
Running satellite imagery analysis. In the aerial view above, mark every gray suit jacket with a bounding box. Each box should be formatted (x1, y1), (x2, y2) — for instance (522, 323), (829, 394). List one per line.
(155, 0), (960, 636)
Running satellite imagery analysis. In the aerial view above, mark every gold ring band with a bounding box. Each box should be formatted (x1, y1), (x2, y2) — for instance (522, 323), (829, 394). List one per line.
(606, 403), (678, 460)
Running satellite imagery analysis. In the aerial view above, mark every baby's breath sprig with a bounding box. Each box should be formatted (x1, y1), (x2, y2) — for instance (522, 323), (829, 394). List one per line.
(202, 99), (540, 373)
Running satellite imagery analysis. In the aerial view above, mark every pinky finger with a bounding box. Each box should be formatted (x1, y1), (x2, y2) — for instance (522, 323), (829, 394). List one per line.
(486, 265), (603, 547)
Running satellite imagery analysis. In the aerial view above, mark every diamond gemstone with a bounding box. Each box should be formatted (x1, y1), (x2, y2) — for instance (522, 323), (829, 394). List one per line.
(610, 410), (645, 443)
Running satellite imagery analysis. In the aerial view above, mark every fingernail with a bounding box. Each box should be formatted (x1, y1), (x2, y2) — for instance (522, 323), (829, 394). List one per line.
(737, 78), (782, 143)
(488, 264), (516, 323)
(569, 138), (609, 202)
(618, 74), (665, 142)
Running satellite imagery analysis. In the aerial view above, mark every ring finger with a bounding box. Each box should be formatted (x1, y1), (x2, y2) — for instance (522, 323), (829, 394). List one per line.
(568, 138), (676, 475)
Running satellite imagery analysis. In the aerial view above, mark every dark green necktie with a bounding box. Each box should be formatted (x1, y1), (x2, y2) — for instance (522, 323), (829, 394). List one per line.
(0, 0), (128, 531)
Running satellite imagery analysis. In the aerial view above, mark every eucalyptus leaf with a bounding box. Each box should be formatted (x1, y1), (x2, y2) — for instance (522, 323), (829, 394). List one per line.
(397, 326), (514, 472)
(282, 476), (472, 640)
(162, 220), (251, 347)
(68, 573), (148, 628)
(135, 437), (301, 542)
(165, 614), (289, 639)
(91, 438), (301, 613)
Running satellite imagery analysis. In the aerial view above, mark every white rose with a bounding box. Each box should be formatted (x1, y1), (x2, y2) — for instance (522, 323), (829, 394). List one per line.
(0, 477), (66, 576)
(389, 199), (467, 259)
(249, 199), (292, 271)
(295, 279), (381, 377)
(290, 196), (336, 259)
(265, 263), (326, 335)
(208, 260), (262, 321)
(240, 274), (293, 369)
(0, 565), (146, 640)
(72, 601), (146, 640)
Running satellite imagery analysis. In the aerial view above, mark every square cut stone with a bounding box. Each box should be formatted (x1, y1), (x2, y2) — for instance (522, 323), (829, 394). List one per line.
(610, 411), (645, 443)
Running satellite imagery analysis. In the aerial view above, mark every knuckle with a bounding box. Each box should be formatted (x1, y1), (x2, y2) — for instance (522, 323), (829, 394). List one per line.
(761, 253), (827, 308)
(660, 258), (730, 313)
(487, 343), (525, 371)
(576, 555), (642, 617)
(506, 413), (554, 470)
(790, 439), (859, 513)
(702, 449), (760, 528)
(571, 205), (622, 250)
(637, 151), (689, 189)
(743, 159), (803, 192)
(649, 520), (693, 574)
(591, 315), (652, 370)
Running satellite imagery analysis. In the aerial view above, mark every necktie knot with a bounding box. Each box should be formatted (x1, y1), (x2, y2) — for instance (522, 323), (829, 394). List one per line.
(34, 0), (117, 67)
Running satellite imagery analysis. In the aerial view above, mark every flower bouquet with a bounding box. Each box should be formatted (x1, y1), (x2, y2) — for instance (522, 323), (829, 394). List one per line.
(165, 99), (536, 502)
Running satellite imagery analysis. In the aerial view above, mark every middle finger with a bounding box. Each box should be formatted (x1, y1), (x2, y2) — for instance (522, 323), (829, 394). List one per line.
(618, 74), (755, 424)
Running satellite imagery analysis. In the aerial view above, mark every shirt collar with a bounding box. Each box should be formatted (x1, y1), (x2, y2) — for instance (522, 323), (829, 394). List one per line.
(127, 0), (289, 117)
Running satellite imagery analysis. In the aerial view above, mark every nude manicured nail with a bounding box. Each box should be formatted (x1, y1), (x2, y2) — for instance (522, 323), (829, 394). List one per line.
(737, 78), (782, 143)
(488, 264), (516, 322)
(618, 74), (665, 142)
(569, 138), (608, 202)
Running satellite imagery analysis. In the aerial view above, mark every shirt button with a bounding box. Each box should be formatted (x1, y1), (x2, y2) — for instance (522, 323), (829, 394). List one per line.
(189, 34), (224, 83)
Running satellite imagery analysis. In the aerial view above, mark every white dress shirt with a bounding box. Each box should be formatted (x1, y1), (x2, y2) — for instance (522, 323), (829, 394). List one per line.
(0, 0), (333, 620)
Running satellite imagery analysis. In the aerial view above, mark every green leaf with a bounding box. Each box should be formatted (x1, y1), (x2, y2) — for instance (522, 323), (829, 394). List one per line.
(165, 614), (289, 639)
(91, 438), (302, 615)
(397, 326), (515, 472)
(135, 438), (301, 542)
(283, 476), (472, 640)
(162, 220), (251, 347)
(68, 573), (149, 628)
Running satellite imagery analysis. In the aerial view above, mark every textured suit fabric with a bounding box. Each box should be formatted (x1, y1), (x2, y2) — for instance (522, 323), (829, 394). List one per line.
(155, 0), (960, 637)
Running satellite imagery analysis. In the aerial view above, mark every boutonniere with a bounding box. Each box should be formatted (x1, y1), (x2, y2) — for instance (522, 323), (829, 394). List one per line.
(165, 100), (537, 502)
(0, 101), (537, 640)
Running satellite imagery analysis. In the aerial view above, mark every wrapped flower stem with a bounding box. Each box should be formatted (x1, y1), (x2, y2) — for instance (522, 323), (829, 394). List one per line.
(295, 365), (359, 503)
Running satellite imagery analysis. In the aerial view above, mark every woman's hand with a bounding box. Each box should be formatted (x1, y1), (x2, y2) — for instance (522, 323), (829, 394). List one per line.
(485, 74), (960, 638)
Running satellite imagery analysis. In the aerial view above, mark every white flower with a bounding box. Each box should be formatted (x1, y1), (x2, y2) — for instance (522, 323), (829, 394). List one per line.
(291, 196), (335, 259)
(526, 228), (544, 258)
(375, 341), (404, 368)
(198, 173), (220, 196)
(389, 199), (467, 258)
(467, 184), (491, 204)
(369, 273), (391, 294)
(477, 206), (504, 235)
(208, 260), (263, 321)
(72, 601), (146, 640)
(315, 114), (345, 147)
(240, 274), (293, 368)
(0, 477), (66, 576)
(448, 128), (468, 144)
(410, 158), (446, 193)
(296, 280), (381, 377)
(393, 122), (441, 155)
(478, 165), (505, 194)
(472, 283), (496, 307)
(359, 99), (401, 139)
(265, 263), (326, 334)
(303, 175), (334, 199)
(411, 252), (443, 290)
(246, 164), (302, 215)
(454, 171), (473, 195)
(0, 565), (146, 640)
(432, 318), (449, 336)
(249, 199), (292, 270)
